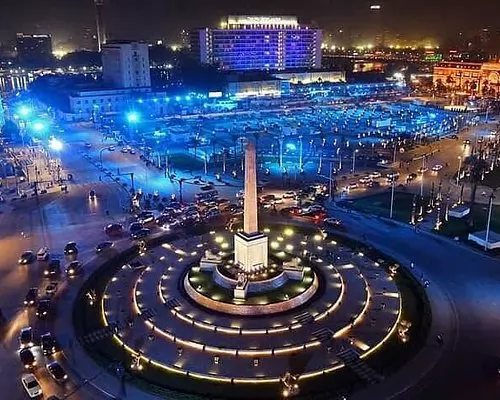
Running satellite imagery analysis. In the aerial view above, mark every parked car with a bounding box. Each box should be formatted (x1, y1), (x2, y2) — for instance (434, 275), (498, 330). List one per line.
(19, 348), (36, 369)
(130, 228), (151, 240)
(95, 241), (113, 253)
(41, 332), (58, 356)
(21, 373), (42, 398)
(283, 191), (296, 199)
(66, 261), (83, 277)
(19, 251), (36, 265)
(46, 360), (67, 384)
(104, 223), (124, 237)
(324, 217), (342, 227)
(44, 259), (61, 277)
(24, 288), (38, 307)
(64, 242), (78, 256)
(19, 327), (34, 349)
(129, 222), (144, 233)
(36, 247), (50, 261)
(88, 190), (96, 200)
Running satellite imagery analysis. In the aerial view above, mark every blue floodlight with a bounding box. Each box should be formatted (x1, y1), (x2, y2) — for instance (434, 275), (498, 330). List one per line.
(49, 137), (63, 151)
(185, 95), (191, 101)
(32, 121), (45, 132)
(127, 111), (140, 124)
(18, 105), (31, 118)
(165, 97), (170, 102)
(286, 143), (296, 151)
(175, 96), (181, 102)
(137, 98), (143, 104)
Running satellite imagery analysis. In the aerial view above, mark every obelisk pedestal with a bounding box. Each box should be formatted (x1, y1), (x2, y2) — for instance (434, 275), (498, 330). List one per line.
(234, 140), (268, 272)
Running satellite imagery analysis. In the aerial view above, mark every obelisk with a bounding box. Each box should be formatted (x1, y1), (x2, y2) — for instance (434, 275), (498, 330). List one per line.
(243, 141), (258, 235)
(234, 140), (268, 272)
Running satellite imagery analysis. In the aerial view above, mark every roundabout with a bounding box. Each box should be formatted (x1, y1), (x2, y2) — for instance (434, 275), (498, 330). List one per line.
(73, 142), (430, 399)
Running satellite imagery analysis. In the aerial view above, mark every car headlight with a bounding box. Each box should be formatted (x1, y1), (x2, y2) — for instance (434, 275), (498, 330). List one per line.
(69, 269), (74, 274)
(44, 270), (48, 275)
(63, 374), (68, 380)
(24, 300), (28, 304)
(29, 342), (33, 347)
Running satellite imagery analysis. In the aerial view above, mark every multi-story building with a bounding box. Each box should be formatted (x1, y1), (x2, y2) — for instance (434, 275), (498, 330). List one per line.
(16, 33), (53, 66)
(101, 41), (151, 89)
(433, 61), (500, 96)
(191, 15), (322, 71)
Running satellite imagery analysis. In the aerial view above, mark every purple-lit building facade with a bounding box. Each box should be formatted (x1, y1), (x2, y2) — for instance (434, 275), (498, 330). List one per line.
(191, 16), (322, 71)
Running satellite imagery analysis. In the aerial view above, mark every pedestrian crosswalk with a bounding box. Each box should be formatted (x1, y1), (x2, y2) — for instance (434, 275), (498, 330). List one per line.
(80, 322), (120, 345)
(337, 347), (383, 384)
(294, 311), (314, 325)
(164, 298), (181, 310)
(311, 328), (333, 342)
(140, 307), (156, 321)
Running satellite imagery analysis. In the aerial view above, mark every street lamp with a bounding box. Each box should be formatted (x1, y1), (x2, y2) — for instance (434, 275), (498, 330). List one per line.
(99, 146), (114, 166)
(352, 149), (359, 174)
(456, 156), (462, 185)
(484, 187), (499, 251)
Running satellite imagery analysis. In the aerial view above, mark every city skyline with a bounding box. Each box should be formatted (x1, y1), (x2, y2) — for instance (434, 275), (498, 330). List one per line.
(0, 0), (499, 48)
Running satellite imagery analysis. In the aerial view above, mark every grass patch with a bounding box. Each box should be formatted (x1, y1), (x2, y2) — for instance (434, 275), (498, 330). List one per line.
(168, 153), (204, 171)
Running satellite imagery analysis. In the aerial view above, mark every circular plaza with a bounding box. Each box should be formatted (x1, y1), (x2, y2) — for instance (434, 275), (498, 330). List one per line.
(72, 218), (427, 399)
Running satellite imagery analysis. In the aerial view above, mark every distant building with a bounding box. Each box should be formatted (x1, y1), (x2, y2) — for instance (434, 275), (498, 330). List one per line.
(101, 41), (151, 88)
(190, 15), (322, 71)
(433, 61), (500, 97)
(273, 70), (345, 84)
(16, 33), (53, 66)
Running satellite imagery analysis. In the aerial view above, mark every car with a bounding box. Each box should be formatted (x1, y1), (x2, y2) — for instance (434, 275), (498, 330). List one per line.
(89, 190), (96, 200)
(463, 139), (471, 145)
(283, 191), (296, 199)
(19, 348), (36, 369)
(359, 176), (371, 184)
(130, 228), (151, 240)
(138, 214), (155, 224)
(19, 327), (34, 349)
(108, 146), (116, 151)
(44, 259), (61, 277)
(66, 260), (83, 277)
(129, 148), (136, 155)
(21, 373), (42, 398)
(36, 247), (50, 261)
(104, 223), (124, 237)
(369, 171), (382, 179)
(129, 221), (144, 233)
(417, 167), (429, 174)
(120, 147), (129, 153)
(407, 173), (418, 181)
(84, 142), (92, 148)
(346, 183), (359, 190)
(432, 164), (443, 172)
(19, 251), (36, 265)
(64, 242), (78, 256)
(45, 282), (58, 298)
(96, 241), (113, 253)
(46, 360), (67, 384)
(36, 299), (52, 319)
(41, 332), (58, 356)
(24, 288), (38, 306)
(324, 217), (342, 227)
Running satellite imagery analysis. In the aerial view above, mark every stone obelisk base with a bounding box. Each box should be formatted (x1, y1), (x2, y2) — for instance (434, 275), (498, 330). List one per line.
(234, 232), (268, 273)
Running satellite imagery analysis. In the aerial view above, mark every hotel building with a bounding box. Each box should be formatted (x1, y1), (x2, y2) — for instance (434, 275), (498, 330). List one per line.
(190, 16), (322, 71)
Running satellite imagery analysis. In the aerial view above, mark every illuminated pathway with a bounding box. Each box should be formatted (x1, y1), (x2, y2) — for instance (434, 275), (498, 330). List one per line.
(102, 226), (401, 382)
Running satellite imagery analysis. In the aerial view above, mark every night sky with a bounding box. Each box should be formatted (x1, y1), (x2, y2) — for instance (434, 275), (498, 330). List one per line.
(0, 0), (498, 45)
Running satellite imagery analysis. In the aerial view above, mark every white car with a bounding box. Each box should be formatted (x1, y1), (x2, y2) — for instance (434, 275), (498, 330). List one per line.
(21, 374), (42, 399)
(359, 176), (371, 184)
(36, 247), (49, 261)
(432, 164), (443, 172)
(369, 171), (382, 179)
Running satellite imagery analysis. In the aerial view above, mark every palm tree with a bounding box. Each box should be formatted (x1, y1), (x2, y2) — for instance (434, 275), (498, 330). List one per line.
(230, 132), (239, 159)
(464, 153), (489, 228)
(189, 134), (202, 160)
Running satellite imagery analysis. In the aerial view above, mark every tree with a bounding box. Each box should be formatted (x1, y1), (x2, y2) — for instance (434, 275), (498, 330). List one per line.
(1, 120), (20, 141)
(464, 153), (489, 228)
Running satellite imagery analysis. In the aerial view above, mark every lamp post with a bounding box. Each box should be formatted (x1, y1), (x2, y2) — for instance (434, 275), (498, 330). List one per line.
(484, 187), (499, 251)
(99, 146), (113, 167)
(389, 177), (395, 219)
(352, 149), (358, 174)
(420, 156), (426, 197)
(456, 156), (462, 185)
(298, 135), (303, 171)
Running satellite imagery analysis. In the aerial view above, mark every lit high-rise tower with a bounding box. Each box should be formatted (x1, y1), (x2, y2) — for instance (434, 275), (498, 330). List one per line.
(94, 0), (107, 52)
